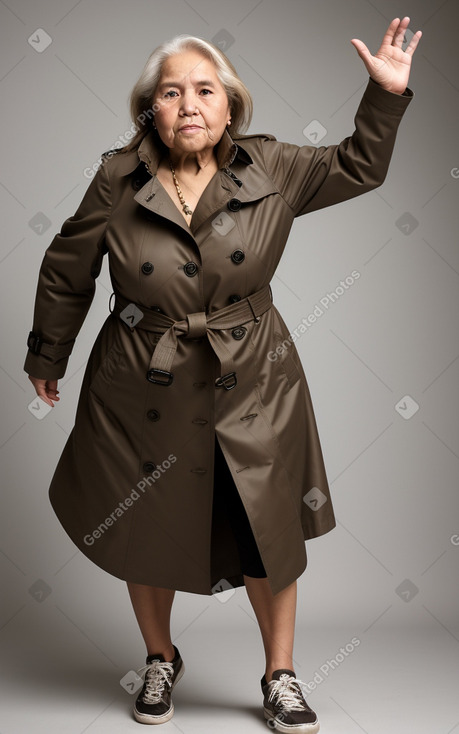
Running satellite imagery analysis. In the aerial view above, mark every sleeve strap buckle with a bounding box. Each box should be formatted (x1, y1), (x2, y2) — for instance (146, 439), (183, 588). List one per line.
(27, 331), (42, 355)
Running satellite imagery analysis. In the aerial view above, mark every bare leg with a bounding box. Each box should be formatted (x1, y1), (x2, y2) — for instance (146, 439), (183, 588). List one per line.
(126, 581), (176, 660)
(244, 576), (297, 682)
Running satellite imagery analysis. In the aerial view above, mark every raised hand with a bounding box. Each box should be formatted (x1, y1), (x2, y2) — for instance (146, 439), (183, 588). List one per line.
(351, 17), (422, 94)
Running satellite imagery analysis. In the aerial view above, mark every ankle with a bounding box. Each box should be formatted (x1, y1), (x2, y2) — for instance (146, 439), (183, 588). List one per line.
(265, 662), (295, 682)
(147, 643), (175, 662)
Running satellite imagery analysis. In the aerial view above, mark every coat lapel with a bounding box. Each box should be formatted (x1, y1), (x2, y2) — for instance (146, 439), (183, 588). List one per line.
(119, 128), (277, 237)
(133, 176), (193, 236)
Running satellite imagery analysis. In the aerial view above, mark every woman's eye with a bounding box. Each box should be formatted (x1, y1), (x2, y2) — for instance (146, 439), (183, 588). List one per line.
(164, 90), (178, 98)
(200, 89), (212, 95)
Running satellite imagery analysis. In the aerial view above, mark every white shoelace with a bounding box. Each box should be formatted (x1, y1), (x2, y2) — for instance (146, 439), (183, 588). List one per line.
(268, 673), (308, 712)
(137, 660), (174, 704)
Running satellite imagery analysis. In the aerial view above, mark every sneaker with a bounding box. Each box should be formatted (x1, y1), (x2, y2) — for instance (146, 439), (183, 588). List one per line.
(133, 644), (184, 725)
(261, 668), (319, 733)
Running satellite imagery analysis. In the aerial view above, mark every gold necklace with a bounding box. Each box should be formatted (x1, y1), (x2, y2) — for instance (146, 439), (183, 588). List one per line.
(169, 159), (193, 215)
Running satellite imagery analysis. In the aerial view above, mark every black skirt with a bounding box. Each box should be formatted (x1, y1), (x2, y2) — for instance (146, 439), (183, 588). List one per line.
(213, 436), (267, 579)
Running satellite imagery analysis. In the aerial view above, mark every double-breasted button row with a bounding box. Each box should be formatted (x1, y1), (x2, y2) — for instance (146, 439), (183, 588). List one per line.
(142, 250), (242, 280)
(141, 261), (201, 278)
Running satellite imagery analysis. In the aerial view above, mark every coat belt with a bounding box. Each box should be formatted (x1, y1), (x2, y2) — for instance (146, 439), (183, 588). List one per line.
(111, 286), (273, 390)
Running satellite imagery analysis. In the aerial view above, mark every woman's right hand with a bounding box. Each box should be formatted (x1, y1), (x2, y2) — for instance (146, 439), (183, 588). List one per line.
(28, 376), (60, 407)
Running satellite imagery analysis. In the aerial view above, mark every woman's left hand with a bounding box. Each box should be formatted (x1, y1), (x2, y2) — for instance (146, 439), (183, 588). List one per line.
(351, 16), (422, 94)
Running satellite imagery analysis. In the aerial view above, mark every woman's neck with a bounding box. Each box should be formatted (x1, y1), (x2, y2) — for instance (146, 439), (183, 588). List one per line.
(168, 147), (217, 176)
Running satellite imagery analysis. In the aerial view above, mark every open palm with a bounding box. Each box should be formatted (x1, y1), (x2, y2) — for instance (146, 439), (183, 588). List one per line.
(351, 17), (422, 94)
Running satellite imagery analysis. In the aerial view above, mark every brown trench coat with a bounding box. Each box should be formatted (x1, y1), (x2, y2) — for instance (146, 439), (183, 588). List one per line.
(24, 78), (413, 596)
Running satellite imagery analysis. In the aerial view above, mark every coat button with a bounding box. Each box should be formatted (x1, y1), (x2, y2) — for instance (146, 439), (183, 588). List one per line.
(147, 409), (160, 421)
(132, 177), (143, 191)
(229, 294), (242, 303)
(141, 262), (154, 275)
(151, 305), (163, 313)
(227, 198), (241, 212)
(184, 261), (198, 277)
(232, 326), (247, 340)
(231, 249), (245, 264)
(143, 461), (156, 473)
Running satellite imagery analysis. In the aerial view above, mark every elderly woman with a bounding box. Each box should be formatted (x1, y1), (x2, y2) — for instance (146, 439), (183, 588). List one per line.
(25, 18), (421, 732)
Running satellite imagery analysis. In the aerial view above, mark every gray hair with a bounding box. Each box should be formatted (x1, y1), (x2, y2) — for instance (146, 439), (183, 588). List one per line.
(121, 34), (253, 152)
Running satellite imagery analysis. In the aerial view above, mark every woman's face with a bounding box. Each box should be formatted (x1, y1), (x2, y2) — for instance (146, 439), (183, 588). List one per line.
(152, 49), (231, 157)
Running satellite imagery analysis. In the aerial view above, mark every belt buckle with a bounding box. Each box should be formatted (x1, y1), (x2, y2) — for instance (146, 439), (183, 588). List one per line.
(215, 372), (237, 390)
(146, 368), (174, 386)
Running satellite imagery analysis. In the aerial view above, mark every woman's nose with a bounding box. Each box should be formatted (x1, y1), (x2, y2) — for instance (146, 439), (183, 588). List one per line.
(180, 92), (199, 116)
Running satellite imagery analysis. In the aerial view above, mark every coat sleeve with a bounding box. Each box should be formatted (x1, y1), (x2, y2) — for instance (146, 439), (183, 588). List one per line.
(259, 76), (414, 217)
(23, 160), (111, 380)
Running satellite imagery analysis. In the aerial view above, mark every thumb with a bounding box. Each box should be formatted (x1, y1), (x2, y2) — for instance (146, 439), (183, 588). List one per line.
(350, 38), (373, 70)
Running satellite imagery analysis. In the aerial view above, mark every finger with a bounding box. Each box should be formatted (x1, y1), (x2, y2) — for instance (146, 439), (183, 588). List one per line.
(393, 16), (411, 48)
(45, 382), (60, 400)
(380, 17), (401, 47)
(36, 388), (55, 408)
(47, 379), (60, 397)
(404, 29), (422, 55)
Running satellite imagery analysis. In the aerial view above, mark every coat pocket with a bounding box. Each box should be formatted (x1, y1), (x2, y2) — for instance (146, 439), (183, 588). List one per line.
(272, 330), (301, 389)
(89, 337), (125, 404)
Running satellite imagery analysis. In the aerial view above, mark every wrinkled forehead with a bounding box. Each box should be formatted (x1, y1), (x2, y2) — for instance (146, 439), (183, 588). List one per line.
(158, 51), (220, 87)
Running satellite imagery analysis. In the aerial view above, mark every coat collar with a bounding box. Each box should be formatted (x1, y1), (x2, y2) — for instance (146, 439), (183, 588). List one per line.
(115, 128), (253, 177)
(113, 129), (277, 238)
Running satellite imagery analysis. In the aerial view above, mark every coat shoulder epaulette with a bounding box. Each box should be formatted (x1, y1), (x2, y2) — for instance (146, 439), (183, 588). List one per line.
(100, 146), (126, 163)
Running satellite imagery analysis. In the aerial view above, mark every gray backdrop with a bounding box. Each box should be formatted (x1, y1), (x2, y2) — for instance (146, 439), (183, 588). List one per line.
(1, 1), (458, 732)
